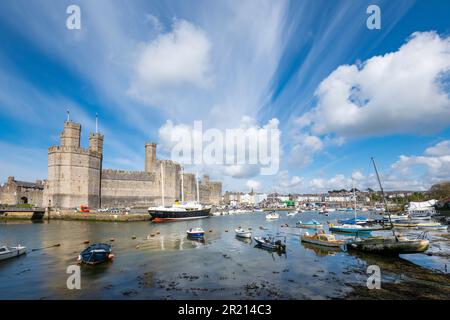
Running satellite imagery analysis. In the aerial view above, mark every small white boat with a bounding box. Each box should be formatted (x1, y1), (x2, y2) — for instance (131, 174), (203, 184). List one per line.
(266, 212), (280, 220)
(235, 227), (252, 238)
(186, 227), (205, 238)
(0, 245), (27, 261)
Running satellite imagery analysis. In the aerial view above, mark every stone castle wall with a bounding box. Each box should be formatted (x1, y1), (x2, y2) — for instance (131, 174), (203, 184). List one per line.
(100, 169), (160, 207)
(2, 120), (222, 209)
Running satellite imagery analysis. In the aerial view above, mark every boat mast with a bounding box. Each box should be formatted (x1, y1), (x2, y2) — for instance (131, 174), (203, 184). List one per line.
(352, 178), (356, 220)
(371, 157), (396, 237)
(161, 162), (165, 207)
(196, 171), (200, 204)
(181, 167), (184, 202)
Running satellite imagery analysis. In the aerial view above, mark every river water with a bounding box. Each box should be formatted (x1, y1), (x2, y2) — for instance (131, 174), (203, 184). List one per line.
(1, 211), (449, 299)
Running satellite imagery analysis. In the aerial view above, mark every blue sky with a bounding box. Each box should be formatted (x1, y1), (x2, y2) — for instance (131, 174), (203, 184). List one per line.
(0, 0), (449, 193)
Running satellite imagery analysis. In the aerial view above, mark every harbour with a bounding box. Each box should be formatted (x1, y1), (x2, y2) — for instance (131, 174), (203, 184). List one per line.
(1, 210), (449, 299)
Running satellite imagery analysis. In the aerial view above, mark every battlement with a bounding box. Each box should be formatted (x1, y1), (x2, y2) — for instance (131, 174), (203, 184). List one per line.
(48, 145), (102, 158)
(102, 169), (155, 181)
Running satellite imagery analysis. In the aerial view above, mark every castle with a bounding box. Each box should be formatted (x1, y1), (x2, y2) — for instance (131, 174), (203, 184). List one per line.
(1, 120), (222, 209)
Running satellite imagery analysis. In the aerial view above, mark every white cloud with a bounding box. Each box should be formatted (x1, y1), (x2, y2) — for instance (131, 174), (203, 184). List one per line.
(424, 140), (450, 157)
(129, 19), (213, 103)
(275, 170), (303, 191)
(392, 141), (450, 182)
(157, 116), (280, 179)
(289, 134), (323, 167)
(298, 31), (450, 138)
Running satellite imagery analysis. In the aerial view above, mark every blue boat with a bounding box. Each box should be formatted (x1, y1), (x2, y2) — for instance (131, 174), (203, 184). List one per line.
(296, 219), (323, 229)
(338, 216), (371, 225)
(186, 227), (205, 238)
(328, 223), (375, 234)
(78, 243), (114, 265)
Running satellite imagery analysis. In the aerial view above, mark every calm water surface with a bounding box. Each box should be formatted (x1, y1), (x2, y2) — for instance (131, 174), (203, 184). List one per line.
(1, 211), (449, 299)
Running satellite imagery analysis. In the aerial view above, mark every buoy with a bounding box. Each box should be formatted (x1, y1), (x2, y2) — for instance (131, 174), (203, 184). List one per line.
(132, 235), (136, 240)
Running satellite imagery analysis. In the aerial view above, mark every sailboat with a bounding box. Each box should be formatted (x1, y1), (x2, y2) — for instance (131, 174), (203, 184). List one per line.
(329, 180), (385, 234)
(148, 166), (210, 222)
(347, 158), (430, 255)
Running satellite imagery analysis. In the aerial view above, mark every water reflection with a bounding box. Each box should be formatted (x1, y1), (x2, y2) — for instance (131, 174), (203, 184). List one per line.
(301, 242), (341, 257)
(0, 211), (448, 299)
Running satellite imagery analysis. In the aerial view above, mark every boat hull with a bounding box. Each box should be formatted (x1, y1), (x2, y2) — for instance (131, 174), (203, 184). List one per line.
(0, 247), (26, 261)
(300, 237), (344, 248)
(235, 231), (252, 238)
(78, 243), (113, 265)
(149, 208), (211, 222)
(348, 239), (429, 255)
(297, 224), (323, 229)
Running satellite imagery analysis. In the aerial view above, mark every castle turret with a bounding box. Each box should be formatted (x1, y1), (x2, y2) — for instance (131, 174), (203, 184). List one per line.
(145, 142), (157, 172)
(89, 132), (104, 154)
(60, 121), (81, 148)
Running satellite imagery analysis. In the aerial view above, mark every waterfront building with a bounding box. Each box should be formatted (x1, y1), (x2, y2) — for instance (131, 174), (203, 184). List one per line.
(0, 176), (44, 206)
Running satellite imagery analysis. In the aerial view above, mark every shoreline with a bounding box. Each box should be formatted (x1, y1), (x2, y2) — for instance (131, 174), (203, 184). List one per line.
(0, 210), (151, 222)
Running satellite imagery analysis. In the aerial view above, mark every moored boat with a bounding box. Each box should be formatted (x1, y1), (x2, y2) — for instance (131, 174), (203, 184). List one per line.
(265, 212), (280, 220)
(0, 245), (26, 261)
(348, 236), (430, 255)
(254, 236), (286, 252)
(296, 219), (323, 229)
(149, 203), (211, 222)
(301, 231), (345, 248)
(235, 227), (252, 238)
(328, 223), (377, 234)
(186, 227), (205, 238)
(78, 243), (114, 265)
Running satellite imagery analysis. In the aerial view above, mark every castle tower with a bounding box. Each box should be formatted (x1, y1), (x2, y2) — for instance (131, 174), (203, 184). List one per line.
(60, 121), (81, 148)
(89, 133), (104, 154)
(145, 142), (157, 172)
(44, 119), (103, 209)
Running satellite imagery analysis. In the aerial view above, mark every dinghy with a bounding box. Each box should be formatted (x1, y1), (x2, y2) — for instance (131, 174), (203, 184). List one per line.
(265, 212), (280, 220)
(78, 243), (114, 265)
(301, 231), (345, 248)
(254, 236), (286, 252)
(0, 245), (26, 261)
(235, 227), (252, 238)
(296, 220), (323, 229)
(186, 227), (205, 238)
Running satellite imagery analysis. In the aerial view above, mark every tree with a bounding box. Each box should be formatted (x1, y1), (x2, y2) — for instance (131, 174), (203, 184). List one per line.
(429, 182), (450, 200)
